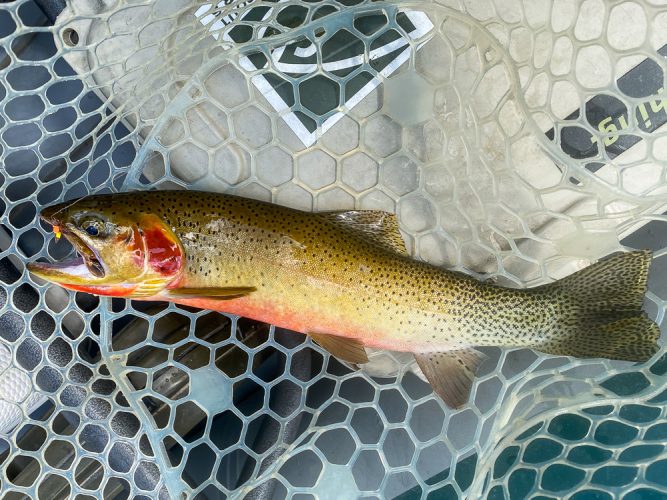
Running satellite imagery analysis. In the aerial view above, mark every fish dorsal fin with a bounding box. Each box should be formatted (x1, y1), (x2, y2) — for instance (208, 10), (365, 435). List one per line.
(310, 333), (369, 364)
(167, 286), (256, 300)
(319, 210), (408, 257)
(414, 348), (487, 409)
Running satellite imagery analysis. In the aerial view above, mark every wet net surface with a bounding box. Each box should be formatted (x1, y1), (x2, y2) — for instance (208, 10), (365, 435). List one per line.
(1, 0), (667, 498)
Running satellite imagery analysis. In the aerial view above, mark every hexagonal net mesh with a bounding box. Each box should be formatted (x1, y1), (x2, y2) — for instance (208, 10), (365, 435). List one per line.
(1, 0), (667, 498)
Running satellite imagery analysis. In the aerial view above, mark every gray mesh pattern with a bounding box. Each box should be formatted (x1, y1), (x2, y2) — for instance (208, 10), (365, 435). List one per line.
(1, 0), (667, 498)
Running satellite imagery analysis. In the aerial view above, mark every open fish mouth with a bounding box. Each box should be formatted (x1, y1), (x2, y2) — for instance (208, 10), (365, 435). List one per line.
(28, 225), (105, 283)
(62, 229), (105, 278)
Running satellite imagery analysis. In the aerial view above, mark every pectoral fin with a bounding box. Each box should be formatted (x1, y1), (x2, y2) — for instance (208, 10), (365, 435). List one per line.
(310, 333), (369, 364)
(167, 286), (256, 300)
(414, 348), (487, 409)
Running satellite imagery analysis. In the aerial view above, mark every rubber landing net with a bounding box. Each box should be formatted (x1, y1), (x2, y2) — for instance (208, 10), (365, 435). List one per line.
(1, 0), (666, 498)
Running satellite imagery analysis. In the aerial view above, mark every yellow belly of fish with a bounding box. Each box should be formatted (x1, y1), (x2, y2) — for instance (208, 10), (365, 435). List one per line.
(159, 280), (465, 354)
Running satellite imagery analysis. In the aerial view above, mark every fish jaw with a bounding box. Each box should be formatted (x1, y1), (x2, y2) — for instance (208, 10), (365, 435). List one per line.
(26, 222), (113, 287)
(28, 208), (109, 285)
(27, 256), (105, 286)
(27, 258), (138, 296)
(61, 282), (139, 296)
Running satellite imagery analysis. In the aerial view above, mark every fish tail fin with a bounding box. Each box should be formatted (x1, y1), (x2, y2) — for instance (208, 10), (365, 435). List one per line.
(538, 250), (660, 363)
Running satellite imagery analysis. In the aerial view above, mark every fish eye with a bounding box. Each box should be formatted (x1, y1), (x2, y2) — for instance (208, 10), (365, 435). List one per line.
(81, 218), (106, 238)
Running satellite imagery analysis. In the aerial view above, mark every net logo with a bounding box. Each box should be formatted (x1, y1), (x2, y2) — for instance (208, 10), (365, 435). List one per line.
(547, 44), (667, 175)
(195, 0), (433, 146)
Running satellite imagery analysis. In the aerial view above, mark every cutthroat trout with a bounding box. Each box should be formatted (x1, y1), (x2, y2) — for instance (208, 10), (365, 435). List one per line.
(28, 191), (660, 408)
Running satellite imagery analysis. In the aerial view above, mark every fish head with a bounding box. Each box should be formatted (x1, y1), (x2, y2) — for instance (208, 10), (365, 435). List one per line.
(27, 195), (184, 297)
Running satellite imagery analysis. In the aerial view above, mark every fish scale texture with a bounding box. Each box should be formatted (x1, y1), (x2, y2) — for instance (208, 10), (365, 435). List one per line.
(0, 0), (667, 499)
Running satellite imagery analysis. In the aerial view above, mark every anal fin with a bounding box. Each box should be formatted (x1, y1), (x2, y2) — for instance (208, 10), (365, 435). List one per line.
(167, 286), (256, 300)
(310, 333), (369, 364)
(415, 348), (487, 409)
